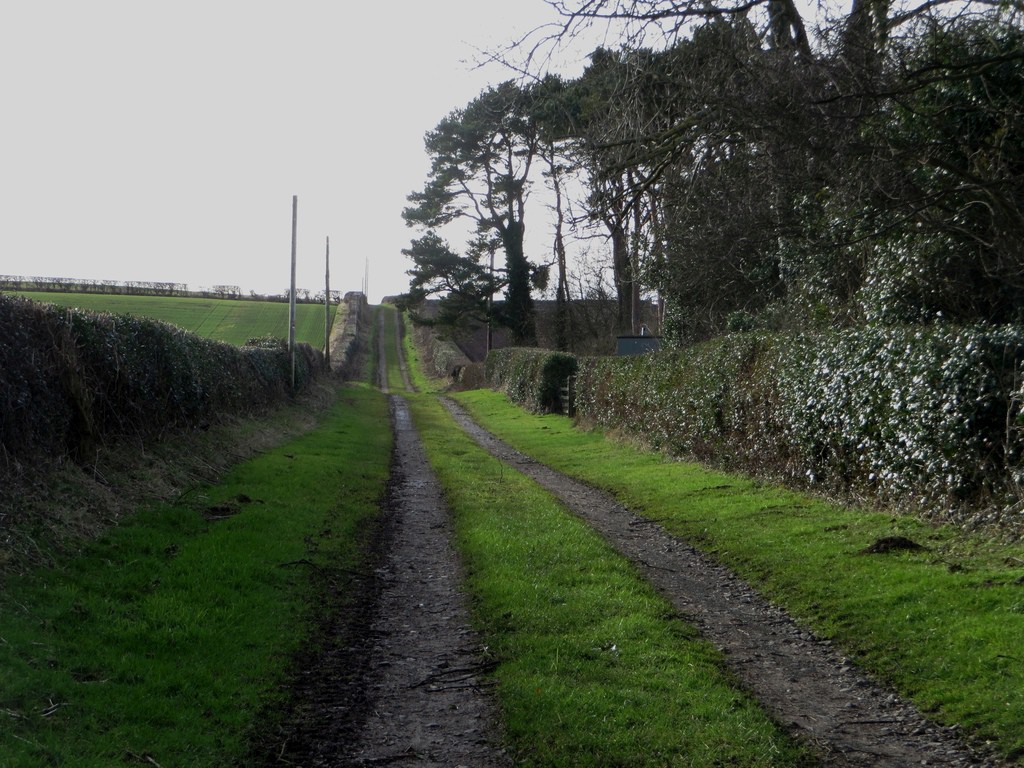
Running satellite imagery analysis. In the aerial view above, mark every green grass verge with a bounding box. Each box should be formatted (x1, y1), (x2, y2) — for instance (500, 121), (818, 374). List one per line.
(0, 384), (391, 766)
(400, 310), (434, 393)
(453, 389), (1024, 763)
(11, 291), (335, 347)
(376, 305), (407, 392)
(408, 393), (814, 767)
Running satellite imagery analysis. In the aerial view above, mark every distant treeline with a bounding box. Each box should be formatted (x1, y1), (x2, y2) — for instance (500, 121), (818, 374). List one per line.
(0, 275), (339, 304)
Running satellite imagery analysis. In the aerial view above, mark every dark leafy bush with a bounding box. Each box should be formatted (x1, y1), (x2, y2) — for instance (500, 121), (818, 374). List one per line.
(0, 296), (75, 460)
(429, 337), (470, 379)
(573, 335), (767, 460)
(774, 326), (1024, 517)
(0, 295), (323, 467)
(486, 348), (578, 414)
(501, 326), (1024, 523)
(454, 362), (487, 390)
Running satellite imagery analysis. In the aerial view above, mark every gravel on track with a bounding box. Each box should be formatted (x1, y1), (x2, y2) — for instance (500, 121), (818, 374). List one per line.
(255, 396), (511, 767)
(443, 397), (1003, 768)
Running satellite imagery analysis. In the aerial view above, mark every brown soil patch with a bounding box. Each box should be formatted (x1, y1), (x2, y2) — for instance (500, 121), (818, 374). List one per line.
(861, 535), (928, 554)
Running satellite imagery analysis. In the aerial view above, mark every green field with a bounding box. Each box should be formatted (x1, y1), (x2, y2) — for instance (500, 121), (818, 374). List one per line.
(10, 292), (336, 347)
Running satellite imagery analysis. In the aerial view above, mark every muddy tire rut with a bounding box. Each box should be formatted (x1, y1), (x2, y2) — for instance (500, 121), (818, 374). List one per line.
(443, 398), (1001, 767)
(262, 305), (1001, 766)
(340, 396), (512, 766)
(258, 395), (511, 767)
(265, 389), (1000, 767)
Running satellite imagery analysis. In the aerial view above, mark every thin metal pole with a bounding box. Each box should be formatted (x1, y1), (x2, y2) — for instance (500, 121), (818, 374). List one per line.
(324, 235), (331, 369)
(289, 195), (297, 390)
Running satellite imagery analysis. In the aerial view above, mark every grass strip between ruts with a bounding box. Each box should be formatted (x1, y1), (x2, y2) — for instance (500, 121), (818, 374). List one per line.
(0, 383), (391, 767)
(452, 388), (1024, 763)
(408, 392), (815, 767)
(399, 310), (432, 393)
(377, 304), (408, 392)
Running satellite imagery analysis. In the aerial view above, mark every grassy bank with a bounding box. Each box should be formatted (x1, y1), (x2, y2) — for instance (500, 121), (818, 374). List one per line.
(400, 309), (431, 392)
(376, 305), (408, 392)
(408, 392), (814, 766)
(11, 291), (334, 347)
(452, 389), (1024, 763)
(0, 384), (391, 766)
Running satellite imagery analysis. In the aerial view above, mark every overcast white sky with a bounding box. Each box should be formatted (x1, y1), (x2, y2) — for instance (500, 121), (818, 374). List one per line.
(1, 1), (594, 303)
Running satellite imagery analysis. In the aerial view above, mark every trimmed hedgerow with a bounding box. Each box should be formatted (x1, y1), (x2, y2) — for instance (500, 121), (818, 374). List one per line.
(774, 326), (1024, 522)
(491, 326), (1024, 525)
(429, 336), (470, 379)
(487, 348), (578, 414)
(0, 294), (323, 466)
(0, 297), (74, 462)
(573, 335), (766, 461)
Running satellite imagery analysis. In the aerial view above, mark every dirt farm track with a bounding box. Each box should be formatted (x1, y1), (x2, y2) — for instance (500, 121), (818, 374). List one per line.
(255, 306), (1002, 767)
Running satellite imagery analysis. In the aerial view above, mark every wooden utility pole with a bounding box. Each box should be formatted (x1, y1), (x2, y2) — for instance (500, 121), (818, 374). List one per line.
(289, 195), (298, 390)
(324, 235), (331, 370)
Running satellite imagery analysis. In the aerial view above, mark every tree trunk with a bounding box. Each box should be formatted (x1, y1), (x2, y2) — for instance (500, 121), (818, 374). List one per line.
(609, 217), (631, 333)
(630, 185), (644, 335)
(550, 150), (571, 351)
(503, 220), (536, 345)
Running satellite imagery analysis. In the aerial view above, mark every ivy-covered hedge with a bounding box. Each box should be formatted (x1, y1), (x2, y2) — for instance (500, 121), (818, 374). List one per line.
(0, 295), (323, 466)
(491, 326), (1024, 524)
(487, 348), (578, 414)
(428, 336), (471, 379)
